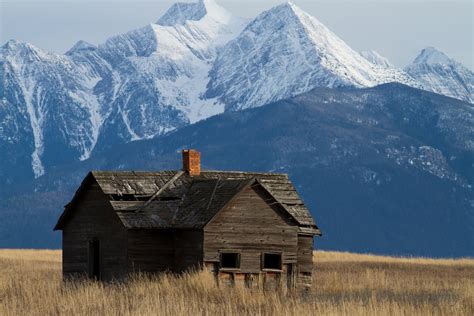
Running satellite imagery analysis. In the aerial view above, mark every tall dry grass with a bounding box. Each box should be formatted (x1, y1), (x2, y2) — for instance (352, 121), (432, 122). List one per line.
(0, 249), (472, 315)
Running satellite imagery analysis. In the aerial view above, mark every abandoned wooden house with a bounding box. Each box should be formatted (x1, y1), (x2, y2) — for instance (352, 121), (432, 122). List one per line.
(54, 149), (321, 289)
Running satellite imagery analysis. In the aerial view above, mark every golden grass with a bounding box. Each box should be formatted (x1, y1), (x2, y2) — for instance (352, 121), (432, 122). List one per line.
(0, 249), (473, 315)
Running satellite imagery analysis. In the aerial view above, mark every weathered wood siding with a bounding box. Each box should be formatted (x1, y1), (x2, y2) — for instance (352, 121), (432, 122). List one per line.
(173, 230), (203, 272)
(203, 185), (299, 273)
(62, 181), (128, 280)
(127, 230), (173, 272)
(128, 230), (203, 273)
(297, 235), (313, 273)
(297, 234), (313, 288)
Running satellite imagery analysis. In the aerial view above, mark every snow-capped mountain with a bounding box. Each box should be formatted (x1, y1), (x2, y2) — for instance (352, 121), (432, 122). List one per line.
(405, 47), (473, 103)
(0, 0), (471, 182)
(360, 50), (394, 69)
(205, 3), (417, 111)
(1, 0), (246, 180)
(3, 83), (473, 256)
(1, 40), (104, 178)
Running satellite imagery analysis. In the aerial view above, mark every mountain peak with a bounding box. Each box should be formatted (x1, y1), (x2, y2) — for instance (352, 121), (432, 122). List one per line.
(1, 39), (49, 62)
(406, 47), (473, 103)
(412, 47), (454, 65)
(157, 0), (232, 26)
(280, 1), (298, 11)
(2, 39), (34, 52)
(269, 1), (309, 19)
(360, 50), (394, 69)
(250, 1), (325, 35)
(66, 40), (96, 55)
(205, 0), (418, 111)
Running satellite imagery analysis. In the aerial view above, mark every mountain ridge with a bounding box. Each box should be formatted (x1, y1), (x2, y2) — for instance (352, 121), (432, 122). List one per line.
(1, 0), (472, 184)
(1, 83), (472, 257)
(205, 2), (418, 111)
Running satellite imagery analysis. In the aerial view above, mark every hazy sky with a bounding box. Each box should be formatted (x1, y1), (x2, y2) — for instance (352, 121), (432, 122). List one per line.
(1, 0), (473, 69)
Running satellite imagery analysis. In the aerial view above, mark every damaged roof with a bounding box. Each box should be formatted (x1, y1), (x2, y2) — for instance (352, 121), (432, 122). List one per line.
(54, 170), (320, 235)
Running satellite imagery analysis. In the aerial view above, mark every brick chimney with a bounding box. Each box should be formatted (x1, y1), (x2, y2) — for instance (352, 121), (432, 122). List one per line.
(182, 149), (201, 176)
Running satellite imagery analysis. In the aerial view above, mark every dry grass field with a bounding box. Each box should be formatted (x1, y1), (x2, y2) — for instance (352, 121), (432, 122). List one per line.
(0, 250), (472, 315)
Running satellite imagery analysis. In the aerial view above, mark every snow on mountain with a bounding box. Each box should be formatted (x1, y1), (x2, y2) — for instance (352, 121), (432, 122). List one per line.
(1, 1), (472, 181)
(158, 0), (208, 26)
(412, 47), (453, 65)
(360, 50), (394, 69)
(405, 47), (474, 103)
(1, 40), (103, 177)
(158, 0), (233, 27)
(98, 0), (246, 126)
(205, 2), (418, 111)
(1, 0), (245, 179)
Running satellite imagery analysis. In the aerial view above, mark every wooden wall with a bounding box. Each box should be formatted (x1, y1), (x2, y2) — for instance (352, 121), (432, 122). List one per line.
(173, 230), (203, 272)
(127, 230), (173, 272)
(61, 178), (313, 286)
(62, 181), (128, 281)
(128, 230), (203, 273)
(297, 234), (314, 288)
(203, 185), (299, 273)
(297, 235), (313, 274)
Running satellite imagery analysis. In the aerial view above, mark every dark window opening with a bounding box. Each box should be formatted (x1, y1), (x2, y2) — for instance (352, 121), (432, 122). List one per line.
(88, 240), (100, 280)
(220, 252), (240, 269)
(111, 194), (139, 201)
(157, 196), (182, 201)
(111, 194), (181, 202)
(262, 253), (282, 270)
(135, 196), (152, 201)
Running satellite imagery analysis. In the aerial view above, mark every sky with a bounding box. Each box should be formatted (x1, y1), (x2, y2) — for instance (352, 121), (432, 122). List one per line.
(1, 0), (473, 69)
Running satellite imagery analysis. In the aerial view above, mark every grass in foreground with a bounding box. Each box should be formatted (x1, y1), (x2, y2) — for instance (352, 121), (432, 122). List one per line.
(0, 250), (472, 315)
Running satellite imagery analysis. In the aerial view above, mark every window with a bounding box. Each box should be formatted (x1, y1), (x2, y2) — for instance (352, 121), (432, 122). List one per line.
(262, 253), (282, 270)
(220, 252), (240, 269)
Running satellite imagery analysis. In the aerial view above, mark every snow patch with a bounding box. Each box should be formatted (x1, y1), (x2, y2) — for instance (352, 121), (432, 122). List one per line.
(21, 79), (45, 178)
(120, 107), (141, 141)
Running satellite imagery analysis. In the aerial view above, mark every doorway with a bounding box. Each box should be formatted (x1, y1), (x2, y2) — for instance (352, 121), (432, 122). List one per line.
(88, 240), (100, 280)
(286, 263), (296, 289)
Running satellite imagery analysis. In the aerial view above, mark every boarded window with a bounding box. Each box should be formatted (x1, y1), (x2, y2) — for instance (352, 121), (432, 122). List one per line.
(220, 252), (240, 269)
(262, 253), (282, 270)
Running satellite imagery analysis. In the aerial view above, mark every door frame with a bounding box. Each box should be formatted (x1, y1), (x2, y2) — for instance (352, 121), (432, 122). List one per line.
(88, 239), (101, 280)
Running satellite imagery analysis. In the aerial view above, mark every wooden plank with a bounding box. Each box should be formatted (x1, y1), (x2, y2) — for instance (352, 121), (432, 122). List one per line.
(297, 235), (313, 274)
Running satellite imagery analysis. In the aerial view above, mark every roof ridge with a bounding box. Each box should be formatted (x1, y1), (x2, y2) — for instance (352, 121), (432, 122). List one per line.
(90, 169), (289, 177)
(91, 170), (177, 174)
(202, 170), (289, 176)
